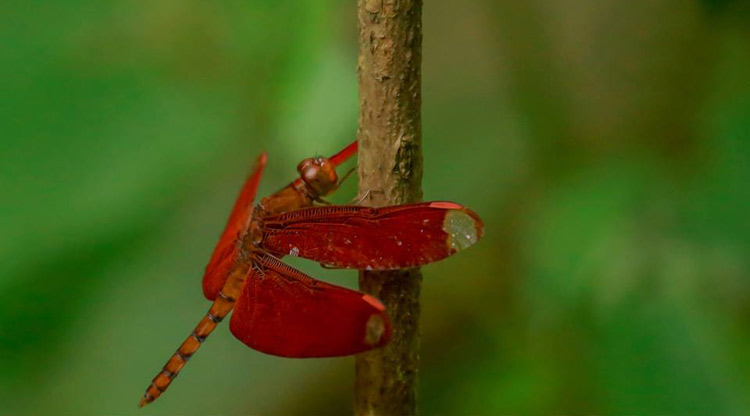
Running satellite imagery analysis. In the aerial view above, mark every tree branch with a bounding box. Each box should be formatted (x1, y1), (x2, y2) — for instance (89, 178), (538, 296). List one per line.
(355, 1), (423, 415)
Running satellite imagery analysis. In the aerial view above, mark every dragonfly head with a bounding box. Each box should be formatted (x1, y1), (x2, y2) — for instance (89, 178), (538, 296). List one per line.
(297, 156), (338, 197)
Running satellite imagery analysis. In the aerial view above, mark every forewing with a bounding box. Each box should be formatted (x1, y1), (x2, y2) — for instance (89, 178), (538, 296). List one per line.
(328, 139), (358, 166)
(202, 153), (267, 300)
(261, 202), (483, 269)
(229, 253), (391, 358)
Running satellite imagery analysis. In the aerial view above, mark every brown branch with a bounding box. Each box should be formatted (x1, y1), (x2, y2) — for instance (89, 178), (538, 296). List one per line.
(354, 1), (423, 415)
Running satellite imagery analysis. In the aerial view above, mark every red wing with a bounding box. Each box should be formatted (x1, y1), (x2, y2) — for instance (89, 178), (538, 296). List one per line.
(261, 202), (484, 269)
(229, 253), (391, 358)
(328, 139), (358, 166)
(202, 153), (267, 300)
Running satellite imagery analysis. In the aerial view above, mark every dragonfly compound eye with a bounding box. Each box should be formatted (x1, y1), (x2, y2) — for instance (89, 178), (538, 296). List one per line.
(297, 157), (338, 196)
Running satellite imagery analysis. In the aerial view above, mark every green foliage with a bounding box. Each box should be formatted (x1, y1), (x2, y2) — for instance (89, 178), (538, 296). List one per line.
(1, 1), (748, 414)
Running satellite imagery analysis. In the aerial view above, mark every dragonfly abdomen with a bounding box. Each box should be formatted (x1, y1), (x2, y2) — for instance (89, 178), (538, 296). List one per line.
(139, 280), (241, 407)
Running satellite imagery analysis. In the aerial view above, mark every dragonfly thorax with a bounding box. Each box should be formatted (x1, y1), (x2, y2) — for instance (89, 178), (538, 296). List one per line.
(247, 210), (265, 248)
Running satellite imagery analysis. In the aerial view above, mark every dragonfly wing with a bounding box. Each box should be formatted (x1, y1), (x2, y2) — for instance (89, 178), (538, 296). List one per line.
(229, 253), (391, 357)
(328, 139), (358, 166)
(261, 202), (483, 269)
(202, 153), (267, 300)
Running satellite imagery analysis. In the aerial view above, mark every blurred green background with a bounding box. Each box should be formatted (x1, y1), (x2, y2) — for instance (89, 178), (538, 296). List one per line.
(2, 0), (749, 415)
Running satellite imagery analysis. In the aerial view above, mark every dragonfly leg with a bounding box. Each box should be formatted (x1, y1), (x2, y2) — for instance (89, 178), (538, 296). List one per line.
(312, 196), (333, 205)
(318, 166), (356, 200)
(336, 166), (356, 188)
(353, 189), (385, 205)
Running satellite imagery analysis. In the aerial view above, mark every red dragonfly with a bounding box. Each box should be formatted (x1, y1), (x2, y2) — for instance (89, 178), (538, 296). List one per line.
(139, 140), (483, 407)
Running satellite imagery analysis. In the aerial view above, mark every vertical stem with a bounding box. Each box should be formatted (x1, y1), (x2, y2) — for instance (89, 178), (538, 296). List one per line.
(355, 1), (423, 416)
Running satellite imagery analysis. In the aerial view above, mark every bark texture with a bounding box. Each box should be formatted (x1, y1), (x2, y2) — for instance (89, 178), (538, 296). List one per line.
(354, 0), (423, 415)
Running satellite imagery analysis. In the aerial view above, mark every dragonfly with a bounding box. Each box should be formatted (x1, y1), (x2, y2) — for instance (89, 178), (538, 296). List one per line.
(139, 140), (483, 407)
